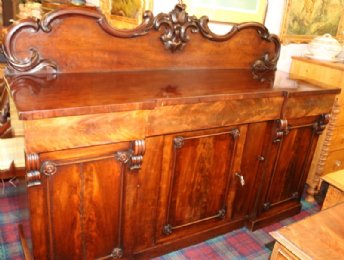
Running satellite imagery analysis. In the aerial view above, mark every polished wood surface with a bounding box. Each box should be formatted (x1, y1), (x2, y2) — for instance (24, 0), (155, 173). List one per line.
(290, 56), (344, 200)
(3, 6), (279, 75)
(270, 202), (344, 259)
(322, 170), (344, 209)
(2, 5), (340, 259)
(5, 70), (338, 120)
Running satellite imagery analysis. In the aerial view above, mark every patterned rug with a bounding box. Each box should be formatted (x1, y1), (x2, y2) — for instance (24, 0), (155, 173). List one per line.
(0, 179), (31, 260)
(0, 179), (319, 260)
(155, 199), (320, 260)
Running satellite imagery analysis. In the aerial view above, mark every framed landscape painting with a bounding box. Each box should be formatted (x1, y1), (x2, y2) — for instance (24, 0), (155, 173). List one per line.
(183, 0), (268, 24)
(280, 0), (344, 43)
(100, 0), (153, 29)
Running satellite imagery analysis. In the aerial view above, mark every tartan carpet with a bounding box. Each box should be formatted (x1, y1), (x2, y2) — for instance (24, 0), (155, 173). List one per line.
(155, 199), (319, 260)
(0, 179), (319, 260)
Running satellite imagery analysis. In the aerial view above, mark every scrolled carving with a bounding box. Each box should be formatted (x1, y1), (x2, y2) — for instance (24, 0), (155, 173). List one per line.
(153, 3), (198, 52)
(196, 17), (280, 80)
(130, 140), (146, 170)
(26, 170), (42, 187)
(273, 119), (289, 143)
(26, 153), (41, 187)
(115, 139), (146, 170)
(40, 161), (57, 176)
(3, 7), (154, 75)
(2, 18), (57, 75)
(313, 113), (331, 135)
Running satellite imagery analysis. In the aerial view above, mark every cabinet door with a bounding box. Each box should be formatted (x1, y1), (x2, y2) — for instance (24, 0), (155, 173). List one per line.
(26, 141), (147, 260)
(255, 117), (321, 217)
(155, 126), (246, 243)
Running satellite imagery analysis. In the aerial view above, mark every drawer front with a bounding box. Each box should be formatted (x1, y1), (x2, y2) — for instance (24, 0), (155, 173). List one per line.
(324, 150), (344, 174)
(270, 242), (299, 260)
(335, 110), (344, 127)
(148, 97), (283, 136)
(24, 110), (148, 153)
(284, 94), (336, 119)
(329, 125), (344, 151)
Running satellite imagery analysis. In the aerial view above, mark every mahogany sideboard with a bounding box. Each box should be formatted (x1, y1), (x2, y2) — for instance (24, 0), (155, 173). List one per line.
(1, 4), (340, 259)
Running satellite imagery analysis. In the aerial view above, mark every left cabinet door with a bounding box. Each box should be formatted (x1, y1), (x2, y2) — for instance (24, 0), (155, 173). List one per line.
(155, 126), (246, 243)
(27, 141), (144, 260)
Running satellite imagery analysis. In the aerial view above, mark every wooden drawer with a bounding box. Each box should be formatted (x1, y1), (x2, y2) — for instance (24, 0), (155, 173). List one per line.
(336, 111), (344, 127)
(284, 93), (336, 119)
(329, 125), (344, 151)
(324, 150), (344, 173)
(270, 242), (299, 260)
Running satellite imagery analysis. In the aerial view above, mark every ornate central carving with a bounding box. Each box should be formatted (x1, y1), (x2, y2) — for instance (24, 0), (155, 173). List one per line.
(153, 3), (198, 52)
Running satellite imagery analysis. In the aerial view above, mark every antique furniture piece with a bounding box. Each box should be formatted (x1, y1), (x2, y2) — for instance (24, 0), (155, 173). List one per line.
(2, 4), (340, 259)
(270, 202), (344, 259)
(290, 56), (344, 200)
(321, 169), (344, 209)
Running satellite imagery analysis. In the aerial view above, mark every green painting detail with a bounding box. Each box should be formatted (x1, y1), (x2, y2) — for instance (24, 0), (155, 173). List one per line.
(111, 0), (142, 19)
(287, 0), (344, 36)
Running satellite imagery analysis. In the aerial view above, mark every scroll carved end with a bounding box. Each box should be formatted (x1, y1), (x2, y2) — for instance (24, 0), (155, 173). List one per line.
(273, 119), (289, 143)
(26, 170), (41, 187)
(314, 113), (331, 135)
(115, 140), (146, 171)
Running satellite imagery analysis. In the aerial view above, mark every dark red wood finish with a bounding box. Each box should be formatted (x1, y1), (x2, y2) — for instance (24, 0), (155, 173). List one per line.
(1, 4), (340, 260)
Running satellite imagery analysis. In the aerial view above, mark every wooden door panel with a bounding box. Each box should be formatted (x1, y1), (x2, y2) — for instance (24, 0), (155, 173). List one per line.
(49, 158), (124, 260)
(82, 159), (123, 259)
(266, 127), (314, 205)
(234, 122), (270, 220)
(156, 126), (244, 242)
(49, 164), (83, 260)
(170, 133), (234, 226)
(258, 118), (320, 214)
(32, 142), (132, 260)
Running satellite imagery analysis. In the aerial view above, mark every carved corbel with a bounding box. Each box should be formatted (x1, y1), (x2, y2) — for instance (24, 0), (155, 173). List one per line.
(273, 119), (289, 143)
(313, 113), (331, 135)
(25, 153), (41, 187)
(115, 140), (146, 170)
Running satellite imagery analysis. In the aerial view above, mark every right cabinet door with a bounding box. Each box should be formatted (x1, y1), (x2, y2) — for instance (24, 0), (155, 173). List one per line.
(250, 116), (326, 229)
(155, 125), (247, 243)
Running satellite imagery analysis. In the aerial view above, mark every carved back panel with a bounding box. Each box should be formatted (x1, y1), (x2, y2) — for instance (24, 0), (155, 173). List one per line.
(2, 4), (280, 75)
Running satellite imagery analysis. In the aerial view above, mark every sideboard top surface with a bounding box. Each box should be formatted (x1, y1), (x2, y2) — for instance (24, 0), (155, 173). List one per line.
(5, 70), (340, 120)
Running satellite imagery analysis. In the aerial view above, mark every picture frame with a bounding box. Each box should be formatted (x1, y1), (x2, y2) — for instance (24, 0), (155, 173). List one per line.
(100, 0), (153, 29)
(280, 0), (344, 43)
(183, 0), (268, 24)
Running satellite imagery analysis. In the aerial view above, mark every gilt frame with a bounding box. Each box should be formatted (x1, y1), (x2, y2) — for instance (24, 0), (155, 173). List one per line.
(100, 0), (153, 29)
(280, 0), (344, 43)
